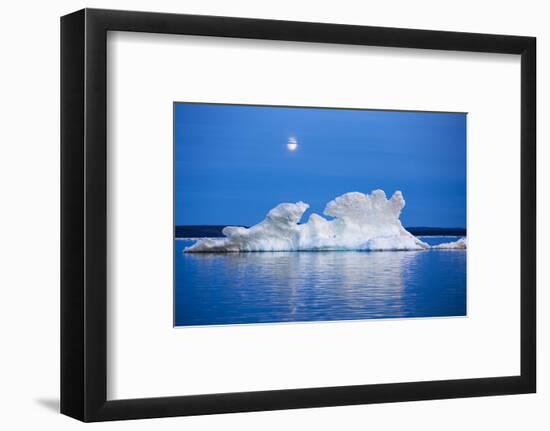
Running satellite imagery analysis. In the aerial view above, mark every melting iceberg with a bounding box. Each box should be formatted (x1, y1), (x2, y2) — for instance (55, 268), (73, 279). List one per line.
(432, 237), (467, 249)
(185, 190), (439, 253)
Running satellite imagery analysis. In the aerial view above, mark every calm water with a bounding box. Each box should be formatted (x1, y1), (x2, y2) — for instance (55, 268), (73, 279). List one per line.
(174, 236), (466, 326)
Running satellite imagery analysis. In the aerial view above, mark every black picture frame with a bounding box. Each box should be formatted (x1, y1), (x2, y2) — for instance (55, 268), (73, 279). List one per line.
(61, 8), (536, 422)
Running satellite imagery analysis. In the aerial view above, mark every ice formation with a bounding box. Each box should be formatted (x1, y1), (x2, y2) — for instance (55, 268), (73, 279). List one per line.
(184, 190), (439, 253)
(432, 237), (467, 249)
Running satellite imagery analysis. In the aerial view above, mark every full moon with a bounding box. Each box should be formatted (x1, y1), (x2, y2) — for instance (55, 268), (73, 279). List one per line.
(287, 136), (298, 151)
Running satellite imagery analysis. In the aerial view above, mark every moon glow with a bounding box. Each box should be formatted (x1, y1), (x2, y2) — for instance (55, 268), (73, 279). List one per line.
(287, 136), (298, 151)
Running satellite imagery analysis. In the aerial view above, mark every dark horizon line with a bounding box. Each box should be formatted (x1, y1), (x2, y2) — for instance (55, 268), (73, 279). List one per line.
(175, 224), (468, 228)
(175, 225), (467, 238)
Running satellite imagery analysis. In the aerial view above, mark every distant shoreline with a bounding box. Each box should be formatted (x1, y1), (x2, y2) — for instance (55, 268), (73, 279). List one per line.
(175, 225), (467, 238)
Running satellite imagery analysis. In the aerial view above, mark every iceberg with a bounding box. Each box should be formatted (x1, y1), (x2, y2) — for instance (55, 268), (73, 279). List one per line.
(185, 190), (437, 253)
(432, 237), (467, 249)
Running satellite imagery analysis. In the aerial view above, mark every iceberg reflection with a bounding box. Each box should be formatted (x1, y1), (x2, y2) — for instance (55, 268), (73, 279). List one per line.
(174, 246), (467, 326)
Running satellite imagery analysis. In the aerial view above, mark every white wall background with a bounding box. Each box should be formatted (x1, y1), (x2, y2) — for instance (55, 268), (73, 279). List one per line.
(0, 0), (547, 429)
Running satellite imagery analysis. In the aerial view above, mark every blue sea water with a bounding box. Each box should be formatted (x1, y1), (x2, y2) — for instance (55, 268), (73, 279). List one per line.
(174, 236), (466, 327)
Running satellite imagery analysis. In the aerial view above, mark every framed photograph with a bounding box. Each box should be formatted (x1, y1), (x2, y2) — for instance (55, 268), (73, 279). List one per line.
(61, 8), (536, 422)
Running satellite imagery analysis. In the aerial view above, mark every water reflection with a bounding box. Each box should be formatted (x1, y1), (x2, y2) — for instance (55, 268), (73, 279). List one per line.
(175, 242), (466, 326)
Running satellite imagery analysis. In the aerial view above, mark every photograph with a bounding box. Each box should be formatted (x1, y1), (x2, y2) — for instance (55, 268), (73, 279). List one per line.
(174, 103), (467, 327)
(0, 1), (538, 426)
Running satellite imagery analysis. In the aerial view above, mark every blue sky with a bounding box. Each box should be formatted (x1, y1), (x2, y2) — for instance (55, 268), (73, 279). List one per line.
(174, 103), (466, 228)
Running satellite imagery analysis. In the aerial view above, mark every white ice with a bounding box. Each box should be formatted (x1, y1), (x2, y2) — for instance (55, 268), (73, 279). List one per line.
(432, 237), (467, 249)
(184, 189), (453, 253)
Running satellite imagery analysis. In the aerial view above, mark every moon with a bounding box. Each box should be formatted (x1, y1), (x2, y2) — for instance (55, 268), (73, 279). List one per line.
(287, 136), (298, 151)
